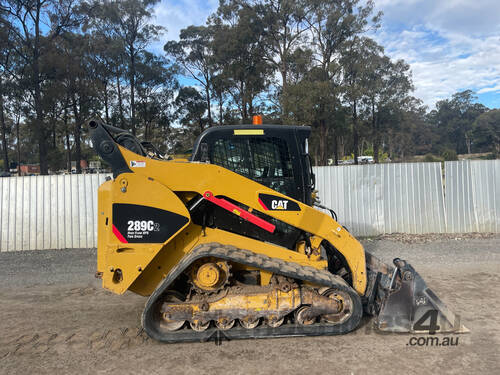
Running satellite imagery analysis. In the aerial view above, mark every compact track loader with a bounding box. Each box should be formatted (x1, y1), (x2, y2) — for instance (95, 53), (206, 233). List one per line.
(89, 119), (466, 343)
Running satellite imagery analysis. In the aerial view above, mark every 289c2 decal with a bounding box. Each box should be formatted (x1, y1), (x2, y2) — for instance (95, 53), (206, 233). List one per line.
(127, 220), (160, 232)
(113, 204), (189, 243)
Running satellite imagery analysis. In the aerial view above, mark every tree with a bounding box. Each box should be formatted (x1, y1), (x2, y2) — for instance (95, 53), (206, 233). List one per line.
(341, 37), (381, 164)
(211, 6), (272, 122)
(135, 51), (177, 141)
(364, 56), (413, 162)
(86, 30), (125, 125)
(430, 90), (487, 154)
(165, 25), (215, 126)
(0, 11), (12, 171)
(253, 0), (311, 119)
(56, 32), (102, 173)
(280, 0), (381, 165)
(91, 0), (163, 135)
(283, 66), (342, 165)
(0, 0), (82, 174)
(472, 109), (500, 155)
(175, 87), (208, 135)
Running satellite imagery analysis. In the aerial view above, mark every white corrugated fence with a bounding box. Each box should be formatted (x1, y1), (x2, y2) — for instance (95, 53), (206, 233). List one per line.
(0, 174), (110, 251)
(0, 160), (498, 251)
(444, 160), (500, 233)
(314, 163), (447, 236)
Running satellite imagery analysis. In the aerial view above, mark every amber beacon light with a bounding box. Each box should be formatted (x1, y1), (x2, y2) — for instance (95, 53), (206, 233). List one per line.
(252, 115), (263, 125)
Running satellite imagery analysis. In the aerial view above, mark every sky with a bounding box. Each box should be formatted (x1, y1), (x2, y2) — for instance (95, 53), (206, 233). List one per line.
(151, 0), (500, 110)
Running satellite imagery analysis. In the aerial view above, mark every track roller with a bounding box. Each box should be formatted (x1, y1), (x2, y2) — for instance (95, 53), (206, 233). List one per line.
(265, 315), (284, 328)
(239, 316), (260, 329)
(295, 306), (316, 325)
(190, 320), (210, 332)
(216, 317), (235, 330)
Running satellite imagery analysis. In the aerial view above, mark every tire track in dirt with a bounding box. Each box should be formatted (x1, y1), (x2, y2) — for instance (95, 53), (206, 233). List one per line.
(0, 327), (151, 359)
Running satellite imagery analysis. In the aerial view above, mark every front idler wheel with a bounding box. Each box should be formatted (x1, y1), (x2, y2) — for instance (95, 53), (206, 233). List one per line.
(320, 288), (353, 324)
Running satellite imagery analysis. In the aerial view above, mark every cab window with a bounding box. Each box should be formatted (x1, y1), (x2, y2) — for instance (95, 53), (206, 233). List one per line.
(211, 137), (296, 198)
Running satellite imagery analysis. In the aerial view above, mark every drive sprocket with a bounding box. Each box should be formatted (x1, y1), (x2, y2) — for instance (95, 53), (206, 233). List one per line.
(188, 258), (231, 293)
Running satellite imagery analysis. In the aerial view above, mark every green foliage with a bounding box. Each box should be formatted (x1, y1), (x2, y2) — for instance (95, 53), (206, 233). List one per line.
(430, 90), (488, 155)
(0, 0), (496, 174)
(363, 147), (374, 156)
(472, 109), (500, 154)
(380, 152), (390, 162)
(441, 149), (458, 161)
(480, 153), (497, 160)
(175, 87), (208, 135)
(423, 154), (443, 163)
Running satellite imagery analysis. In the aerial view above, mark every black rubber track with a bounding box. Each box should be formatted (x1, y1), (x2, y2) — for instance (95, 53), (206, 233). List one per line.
(142, 243), (363, 343)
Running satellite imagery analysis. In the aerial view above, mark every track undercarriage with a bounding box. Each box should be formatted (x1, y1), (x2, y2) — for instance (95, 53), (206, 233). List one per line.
(142, 243), (363, 343)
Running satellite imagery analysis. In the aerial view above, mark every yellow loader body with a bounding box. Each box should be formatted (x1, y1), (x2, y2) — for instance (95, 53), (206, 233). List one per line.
(89, 119), (466, 343)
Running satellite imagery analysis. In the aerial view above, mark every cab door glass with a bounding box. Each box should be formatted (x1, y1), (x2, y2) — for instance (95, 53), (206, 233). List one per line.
(211, 137), (296, 198)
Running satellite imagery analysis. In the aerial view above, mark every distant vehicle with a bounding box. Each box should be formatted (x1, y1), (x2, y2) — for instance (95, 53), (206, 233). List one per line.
(357, 156), (374, 164)
(333, 157), (375, 165)
(0, 171), (11, 177)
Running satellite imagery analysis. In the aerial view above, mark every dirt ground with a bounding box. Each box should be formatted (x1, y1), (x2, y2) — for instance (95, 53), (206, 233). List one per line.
(0, 235), (499, 375)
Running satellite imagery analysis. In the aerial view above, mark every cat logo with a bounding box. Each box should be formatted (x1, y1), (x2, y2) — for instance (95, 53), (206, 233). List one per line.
(271, 200), (289, 210)
(258, 193), (301, 211)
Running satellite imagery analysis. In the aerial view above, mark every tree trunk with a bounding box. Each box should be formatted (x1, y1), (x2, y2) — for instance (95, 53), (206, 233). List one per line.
(353, 100), (359, 165)
(387, 132), (394, 161)
(33, 1), (48, 175)
(16, 113), (21, 176)
(465, 132), (472, 154)
(104, 81), (110, 124)
(130, 47), (136, 135)
(372, 101), (380, 163)
(333, 130), (339, 166)
(205, 84), (212, 127)
(218, 92), (223, 126)
(64, 106), (71, 172)
(248, 97), (254, 119)
(338, 136), (345, 159)
(318, 119), (329, 165)
(34, 86), (48, 174)
(72, 94), (82, 174)
(373, 138), (380, 163)
(281, 64), (287, 93)
(116, 75), (125, 128)
(0, 80), (9, 172)
(142, 100), (149, 140)
(240, 81), (247, 121)
(280, 65), (288, 121)
(51, 109), (57, 150)
(199, 117), (204, 133)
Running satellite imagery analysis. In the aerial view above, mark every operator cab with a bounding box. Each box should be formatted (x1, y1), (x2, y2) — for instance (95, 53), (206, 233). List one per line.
(191, 125), (315, 206)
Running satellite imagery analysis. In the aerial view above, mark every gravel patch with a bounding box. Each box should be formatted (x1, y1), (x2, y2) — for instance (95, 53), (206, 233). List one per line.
(0, 237), (499, 374)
